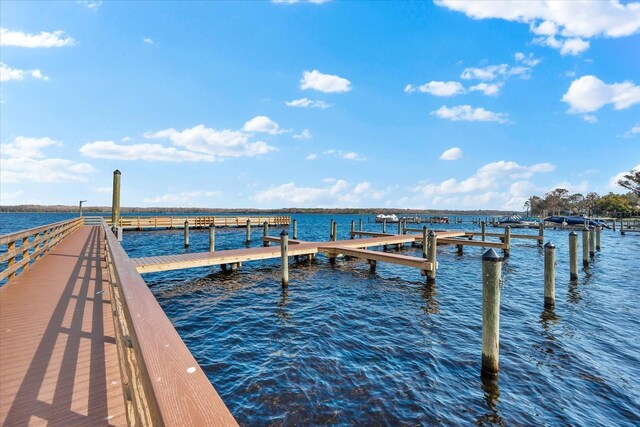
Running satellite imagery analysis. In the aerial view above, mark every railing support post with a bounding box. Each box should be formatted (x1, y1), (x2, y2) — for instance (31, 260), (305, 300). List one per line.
(111, 169), (121, 229)
(209, 224), (215, 252)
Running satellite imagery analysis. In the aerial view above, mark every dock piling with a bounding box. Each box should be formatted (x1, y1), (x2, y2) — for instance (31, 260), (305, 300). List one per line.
(263, 222), (269, 246)
(111, 169), (121, 229)
(569, 231), (578, 280)
(359, 218), (363, 232)
(481, 221), (486, 241)
(397, 220), (402, 235)
(281, 231), (289, 287)
(538, 223), (544, 246)
(184, 220), (189, 247)
(293, 219), (298, 240)
(596, 225), (601, 251)
(382, 219), (387, 233)
(582, 227), (589, 267)
(503, 226), (511, 258)
(427, 230), (437, 284)
(332, 220), (337, 242)
(351, 220), (355, 239)
(422, 226), (428, 258)
(589, 226), (595, 258)
(544, 241), (556, 308)
(482, 248), (502, 377)
(329, 219), (334, 241)
(246, 219), (251, 245)
(209, 224), (215, 252)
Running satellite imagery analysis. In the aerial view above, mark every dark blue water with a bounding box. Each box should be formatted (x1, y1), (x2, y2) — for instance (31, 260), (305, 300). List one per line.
(2, 213), (639, 425)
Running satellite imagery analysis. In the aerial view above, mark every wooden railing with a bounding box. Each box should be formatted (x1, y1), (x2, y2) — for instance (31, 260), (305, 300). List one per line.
(101, 220), (237, 426)
(0, 217), (84, 282)
(103, 216), (290, 229)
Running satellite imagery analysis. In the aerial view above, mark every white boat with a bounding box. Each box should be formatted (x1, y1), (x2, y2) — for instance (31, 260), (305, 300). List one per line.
(375, 214), (399, 223)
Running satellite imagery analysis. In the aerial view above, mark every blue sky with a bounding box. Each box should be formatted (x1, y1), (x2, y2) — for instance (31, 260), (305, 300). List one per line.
(1, 0), (639, 210)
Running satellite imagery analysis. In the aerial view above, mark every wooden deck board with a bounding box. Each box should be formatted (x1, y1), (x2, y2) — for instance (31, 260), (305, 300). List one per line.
(0, 226), (127, 426)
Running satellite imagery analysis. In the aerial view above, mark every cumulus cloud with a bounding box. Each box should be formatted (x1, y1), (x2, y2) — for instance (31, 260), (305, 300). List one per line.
(81, 124), (278, 162)
(300, 69), (351, 93)
(243, 116), (288, 134)
(306, 153), (318, 160)
(431, 105), (509, 123)
(436, 0), (640, 55)
(285, 97), (331, 109)
(620, 124), (640, 138)
(0, 28), (75, 47)
(293, 129), (312, 140)
(562, 75), (640, 113)
(440, 147), (463, 160)
(412, 160), (555, 209)
(253, 179), (388, 207)
(609, 164), (640, 190)
(143, 37), (154, 45)
(324, 149), (366, 161)
(143, 191), (221, 206)
(460, 62), (534, 81)
(1, 136), (94, 183)
(469, 82), (502, 96)
(404, 81), (465, 97)
(0, 62), (48, 82)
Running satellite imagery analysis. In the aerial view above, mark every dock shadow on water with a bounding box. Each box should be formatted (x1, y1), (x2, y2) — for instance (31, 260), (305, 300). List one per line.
(127, 216), (640, 426)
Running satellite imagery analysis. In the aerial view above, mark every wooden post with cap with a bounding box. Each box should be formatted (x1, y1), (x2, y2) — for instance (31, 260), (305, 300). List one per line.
(482, 248), (502, 377)
(544, 241), (556, 308)
(569, 231), (578, 280)
(281, 231), (289, 287)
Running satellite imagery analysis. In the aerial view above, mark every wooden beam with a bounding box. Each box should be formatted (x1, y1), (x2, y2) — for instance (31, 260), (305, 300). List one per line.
(319, 246), (435, 271)
(437, 238), (506, 249)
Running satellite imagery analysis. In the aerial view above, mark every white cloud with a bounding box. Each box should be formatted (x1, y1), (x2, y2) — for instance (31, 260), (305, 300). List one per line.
(562, 75), (640, 113)
(436, 0), (640, 55)
(143, 37), (154, 45)
(620, 124), (640, 138)
(81, 124), (278, 162)
(300, 69), (351, 93)
(0, 190), (24, 203)
(412, 160), (555, 209)
(440, 147), (463, 160)
(609, 164), (640, 191)
(0, 62), (49, 82)
(461, 62), (536, 81)
(0, 28), (75, 47)
(293, 129), (312, 140)
(285, 97), (331, 109)
(1, 136), (94, 183)
(94, 187), (112, 193)
(432, 105), (509, 123)
(143, 191), (221, 206)
(469, 82), (502, 96)
(273, 0), (331, 3)
(243, 116), (288, 134)
(582, 114), (598, 124)
(77, 1), (102, 9)
(306, 153), (318, 160)
(515, 52), (541, 67)
(324, 149), (366, 161)
(253, 179), (387, 207)
(404, 81), (465, 97)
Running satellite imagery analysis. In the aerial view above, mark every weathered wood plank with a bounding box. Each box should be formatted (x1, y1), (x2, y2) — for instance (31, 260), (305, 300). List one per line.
(319, 246), (435, 271)
(437, 238), (506, 249)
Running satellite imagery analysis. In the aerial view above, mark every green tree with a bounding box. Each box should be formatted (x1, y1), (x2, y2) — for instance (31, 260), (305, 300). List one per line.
(618, 169), (640, 196)
(596, 193), (632, 215)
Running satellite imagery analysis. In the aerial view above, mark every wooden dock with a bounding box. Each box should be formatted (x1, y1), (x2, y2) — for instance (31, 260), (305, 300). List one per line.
(103, 215), (289, 230)
(0, 220), (238, 426)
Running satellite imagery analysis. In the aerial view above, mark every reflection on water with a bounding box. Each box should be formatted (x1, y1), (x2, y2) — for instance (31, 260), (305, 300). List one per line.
(421, 282), (440, 316)
(477, 375), (503, 426)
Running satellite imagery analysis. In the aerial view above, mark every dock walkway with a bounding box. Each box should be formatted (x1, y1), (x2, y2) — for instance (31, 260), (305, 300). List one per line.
(0, 226), (126, 426)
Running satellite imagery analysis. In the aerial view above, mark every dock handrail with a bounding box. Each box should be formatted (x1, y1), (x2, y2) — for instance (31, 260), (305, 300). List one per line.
(0, 217), (84, 281)
(103, 215), (290, 229)
(101, 220), (237, 426)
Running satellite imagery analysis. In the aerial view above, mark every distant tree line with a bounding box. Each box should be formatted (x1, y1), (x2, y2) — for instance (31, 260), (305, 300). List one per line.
(524, 168), (640, 217)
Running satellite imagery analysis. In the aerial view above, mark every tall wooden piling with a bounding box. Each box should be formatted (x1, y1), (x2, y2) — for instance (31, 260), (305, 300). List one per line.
(422, 226), (428, 258)
(359, 218), (363, 232)
(544, 241), (556, 308)
(351, 220), (355, 239)
(263, 222), (269, 246)
(397, 220), (402, 235)
(538, 223), (544, 246)
(427, 230), (437, 284)
(329, 219), (334, 241)
(209, 224), (215, 252)
(481, 221), (486, 241)
(582, 227), (589, 267)
(332, 220), (337, 242)
(482, 248), (502, 377)
(382, 219), (387, 233)
(612, 219), (616, 231)
(281, 231), (289, 287)
(503, 226), (511, 258)
(596, 225), (601, 251)
(569, 231), (578, 280)
(111, 169), (121, 228)
(589, 226), (595, 258)
(246, 219), (251, 245)
(293, 219), (298, 240)
(184, 220), (190, 248)
(620, 219), (625, 235)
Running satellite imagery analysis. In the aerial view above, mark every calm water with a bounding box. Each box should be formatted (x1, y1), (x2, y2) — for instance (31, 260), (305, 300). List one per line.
(2, 213), (640, 425)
